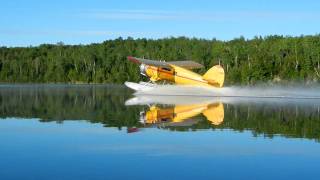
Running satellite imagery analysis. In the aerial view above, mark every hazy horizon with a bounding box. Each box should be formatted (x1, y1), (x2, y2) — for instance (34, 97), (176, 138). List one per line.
(1, 0), (320, 47)
(2, 33), (320, 48)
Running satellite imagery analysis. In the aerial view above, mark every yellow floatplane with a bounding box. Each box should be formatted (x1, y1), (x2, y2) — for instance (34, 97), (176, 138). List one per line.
(127, 56), (225, 88)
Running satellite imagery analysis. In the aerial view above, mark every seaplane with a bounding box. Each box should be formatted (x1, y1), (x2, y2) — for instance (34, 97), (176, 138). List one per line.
(125, 56), (225, 91)
(125, 90), (227, 133)
(131, 101), (224, 127)
(125, 96), (225, 133)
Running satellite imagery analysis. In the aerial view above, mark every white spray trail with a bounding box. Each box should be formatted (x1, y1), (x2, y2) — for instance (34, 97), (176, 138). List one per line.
(135, 84), (320, 98)
(126, 82), (320, 106)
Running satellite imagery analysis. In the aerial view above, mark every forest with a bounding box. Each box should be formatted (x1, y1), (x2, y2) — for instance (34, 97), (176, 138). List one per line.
(1, 35), (320, 85)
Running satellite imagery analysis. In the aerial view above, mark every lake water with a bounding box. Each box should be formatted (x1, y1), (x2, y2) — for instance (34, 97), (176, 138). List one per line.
(1, 84), (320, 180)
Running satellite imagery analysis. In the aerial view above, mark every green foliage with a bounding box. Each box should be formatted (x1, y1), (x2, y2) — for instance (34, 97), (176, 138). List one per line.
(1, 35), (320, 84)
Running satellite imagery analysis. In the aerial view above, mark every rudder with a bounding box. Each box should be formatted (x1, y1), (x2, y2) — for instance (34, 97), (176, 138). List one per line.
(202, 65), (225, 88)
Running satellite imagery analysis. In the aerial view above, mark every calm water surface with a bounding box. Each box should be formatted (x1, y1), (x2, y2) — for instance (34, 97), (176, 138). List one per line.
(1, 84), (320, 180)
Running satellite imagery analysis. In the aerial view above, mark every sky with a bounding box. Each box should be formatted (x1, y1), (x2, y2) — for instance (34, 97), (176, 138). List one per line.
(1, 0), (320, 46)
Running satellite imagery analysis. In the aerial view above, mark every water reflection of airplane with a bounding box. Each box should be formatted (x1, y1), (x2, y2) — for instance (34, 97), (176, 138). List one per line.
(125, 95), (224, 132)
(141, 103), (224, 126)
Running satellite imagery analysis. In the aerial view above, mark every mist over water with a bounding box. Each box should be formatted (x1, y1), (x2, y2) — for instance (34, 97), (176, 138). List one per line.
(131, 83), (320, 106)
(222, 85), (320, 98)
(135, 83), (320, 98)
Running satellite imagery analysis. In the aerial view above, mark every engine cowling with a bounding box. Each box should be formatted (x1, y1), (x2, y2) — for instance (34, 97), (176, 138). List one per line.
(139, 63), (160, 82)
(139, 64), (147, 76)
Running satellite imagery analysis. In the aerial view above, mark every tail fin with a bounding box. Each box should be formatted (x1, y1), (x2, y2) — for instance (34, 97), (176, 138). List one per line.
(202, 103), (224, 125)
(202, 65), (225, 88)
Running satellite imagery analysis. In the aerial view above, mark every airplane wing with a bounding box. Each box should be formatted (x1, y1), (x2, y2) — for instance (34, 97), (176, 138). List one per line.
(127, 56), (170, 68)
(168, 61), (204, 69)
(127, 56), (203, 69)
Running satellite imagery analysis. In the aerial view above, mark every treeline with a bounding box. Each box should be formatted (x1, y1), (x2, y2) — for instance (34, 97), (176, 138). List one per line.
(1, 35), (320, 84)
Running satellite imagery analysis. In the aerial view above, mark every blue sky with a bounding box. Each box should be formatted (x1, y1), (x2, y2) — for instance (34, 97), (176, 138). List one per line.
(1, 0), (320, 46)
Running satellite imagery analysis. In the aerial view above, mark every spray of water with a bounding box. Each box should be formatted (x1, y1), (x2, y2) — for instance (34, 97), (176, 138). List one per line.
(135, 83), (320, 99)
(126, 82), (320, 106)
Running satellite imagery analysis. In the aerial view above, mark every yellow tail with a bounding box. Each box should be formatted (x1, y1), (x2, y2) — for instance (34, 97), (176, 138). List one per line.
(202, 65), (225, 88)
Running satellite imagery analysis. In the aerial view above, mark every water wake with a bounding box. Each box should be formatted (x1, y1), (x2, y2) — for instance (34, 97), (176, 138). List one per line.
(134, 83), (320, 99)
(126, 82), (320, 105)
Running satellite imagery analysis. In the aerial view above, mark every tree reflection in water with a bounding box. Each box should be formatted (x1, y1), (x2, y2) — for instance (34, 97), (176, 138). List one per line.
(1, 84), (320, 141)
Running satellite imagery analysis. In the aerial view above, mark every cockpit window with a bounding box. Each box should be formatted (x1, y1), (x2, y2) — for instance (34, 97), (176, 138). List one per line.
(161, 67), (171, 71)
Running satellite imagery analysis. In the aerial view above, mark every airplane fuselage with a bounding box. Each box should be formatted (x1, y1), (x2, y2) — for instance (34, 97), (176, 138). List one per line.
(141, 64), (215, 87)
(128, 56), (225, 88)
